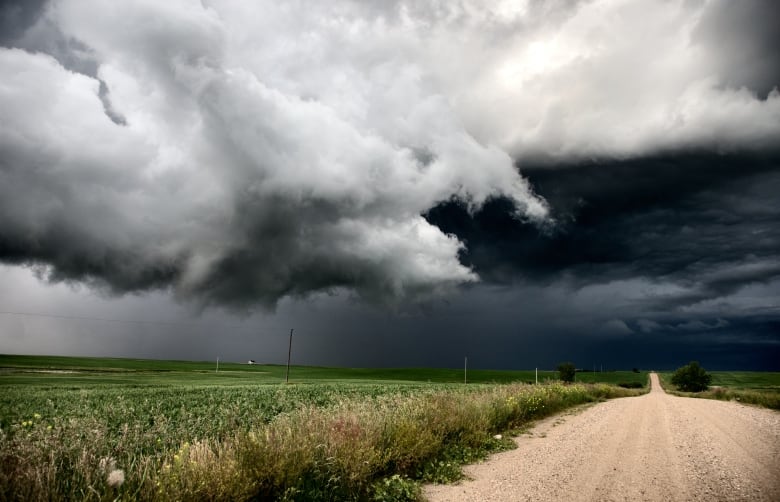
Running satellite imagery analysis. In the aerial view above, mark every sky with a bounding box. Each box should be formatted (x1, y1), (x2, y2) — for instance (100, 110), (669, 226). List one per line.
(1, 0), (779, 371)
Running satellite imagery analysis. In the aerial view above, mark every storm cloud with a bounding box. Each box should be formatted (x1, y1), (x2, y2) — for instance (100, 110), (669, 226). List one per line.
(1, 0), (779, 316)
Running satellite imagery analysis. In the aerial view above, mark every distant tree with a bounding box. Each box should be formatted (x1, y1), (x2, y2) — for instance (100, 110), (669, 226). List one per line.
(671, 361), (712, 392)
(632, 367), (640, 373)
(557, 362), (576, 383)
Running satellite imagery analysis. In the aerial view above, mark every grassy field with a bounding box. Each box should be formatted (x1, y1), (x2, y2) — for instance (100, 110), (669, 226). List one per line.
(659, 370), (780, 410)
(1, 354), (648, 501)
(0, 354), (648, 387)
(707, 371), (780, 390)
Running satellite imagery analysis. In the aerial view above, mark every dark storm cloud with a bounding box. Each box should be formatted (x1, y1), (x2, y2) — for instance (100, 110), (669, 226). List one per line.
(1, 0), (779, 312)
(425, 151), (780, 367)
(427, 153), (780, 293)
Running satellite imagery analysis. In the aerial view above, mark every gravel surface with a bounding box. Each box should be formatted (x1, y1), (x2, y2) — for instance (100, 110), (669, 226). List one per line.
(424, 373), (780, 501)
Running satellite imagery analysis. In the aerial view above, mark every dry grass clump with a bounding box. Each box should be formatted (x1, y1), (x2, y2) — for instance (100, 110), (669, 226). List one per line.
(1, 382), (640, 501)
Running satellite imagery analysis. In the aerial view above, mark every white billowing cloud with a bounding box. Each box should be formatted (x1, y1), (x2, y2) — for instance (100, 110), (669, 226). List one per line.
(1, 0), (778, 308)
(447, 0), (780, 160)
(0, 0), (548, 307)
(202, 0), (780, 161)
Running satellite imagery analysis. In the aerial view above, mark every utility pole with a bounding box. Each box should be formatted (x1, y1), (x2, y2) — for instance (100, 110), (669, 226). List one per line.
(464, 356), (468, 384)
(285, 328), (294, 383)
(216, 357), (219, 373)
(535, 367), (538, 384)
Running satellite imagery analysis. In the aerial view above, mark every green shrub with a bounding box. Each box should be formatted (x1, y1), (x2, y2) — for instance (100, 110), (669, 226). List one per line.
(671, 361), (712, 392)
(371, 474), (420, 502)
(557, 362), (576, 383)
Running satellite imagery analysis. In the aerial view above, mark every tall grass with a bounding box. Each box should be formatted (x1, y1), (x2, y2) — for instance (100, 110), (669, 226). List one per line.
(1, 382), (640, 501)
(701, 387), (780, 409)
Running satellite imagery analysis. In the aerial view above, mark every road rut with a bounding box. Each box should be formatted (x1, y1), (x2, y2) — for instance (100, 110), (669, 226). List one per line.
(424, 373), (779, 501)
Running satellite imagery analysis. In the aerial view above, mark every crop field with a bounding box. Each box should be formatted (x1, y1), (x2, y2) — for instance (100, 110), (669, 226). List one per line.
(0, 354), (567, 386)
(1, 355), (646, 501)
(0, 354), (648, 386)
(707, 371), (780, 390)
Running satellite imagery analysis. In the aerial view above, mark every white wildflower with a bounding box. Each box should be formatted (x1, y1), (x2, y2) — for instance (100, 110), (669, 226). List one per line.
(107, 469), (125, 488)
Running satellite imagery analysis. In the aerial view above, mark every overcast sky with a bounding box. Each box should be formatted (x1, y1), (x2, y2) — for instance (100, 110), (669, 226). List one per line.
(1, 0), (778, 371)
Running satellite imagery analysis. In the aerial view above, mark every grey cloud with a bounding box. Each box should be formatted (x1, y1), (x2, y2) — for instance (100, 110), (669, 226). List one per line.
(692, 0), (780, 99)
(637, 319), (662, 334)
(601, 319), (634, 336)
(0, 0), (49, 46)
(97, 80), (127, 126)
(674, 319), (730, 332)
(2, 1), (130, 127)
(690, 260), (780, 302)
(2, 263), (777, 370)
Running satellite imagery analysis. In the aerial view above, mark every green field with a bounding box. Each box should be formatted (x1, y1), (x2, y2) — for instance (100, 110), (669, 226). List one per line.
(0, 354), (649, 387)
(707, 371), (780, 390)
(658, 370), (780, 390)
(0, 354), (648, 501)
(659, 370), (780, 410)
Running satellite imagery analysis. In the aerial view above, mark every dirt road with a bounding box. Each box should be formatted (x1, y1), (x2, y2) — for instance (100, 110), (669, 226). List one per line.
(424, 373), (779, 501)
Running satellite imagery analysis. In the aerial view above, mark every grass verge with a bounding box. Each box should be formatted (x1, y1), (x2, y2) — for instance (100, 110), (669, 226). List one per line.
(658, 374), (780, 410)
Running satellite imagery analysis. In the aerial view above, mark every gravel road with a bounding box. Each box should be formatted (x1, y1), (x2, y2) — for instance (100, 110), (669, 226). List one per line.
(424, 373), (780, 501)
